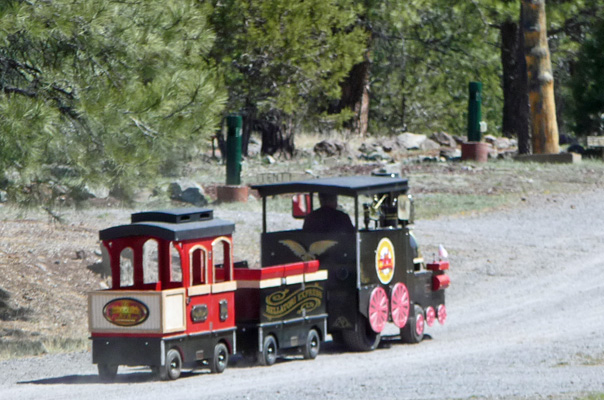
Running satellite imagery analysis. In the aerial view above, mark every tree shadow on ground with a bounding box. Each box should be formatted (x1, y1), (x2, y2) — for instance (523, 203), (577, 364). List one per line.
(0, 288), (32, 321)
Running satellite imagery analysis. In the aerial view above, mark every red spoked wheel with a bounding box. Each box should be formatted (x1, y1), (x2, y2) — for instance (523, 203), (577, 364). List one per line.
(368, 286), (389, 333)
(415, 311), (425, 337)
(425, 306), (436, 327)
(437, 304), (447, 325)
(390, 282), (410, 328)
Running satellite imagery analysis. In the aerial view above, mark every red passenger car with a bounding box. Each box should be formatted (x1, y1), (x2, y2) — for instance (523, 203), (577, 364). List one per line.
(89, 208), (327, 381)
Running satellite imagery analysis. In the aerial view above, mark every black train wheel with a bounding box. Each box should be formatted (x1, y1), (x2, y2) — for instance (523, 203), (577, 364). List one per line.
(341, 315), (381, 352)
(210, 342), (229, 373)
(259, 335), (278, 366)
(159, 348), (182, 380)
(400, 304), (425, 344)
(303, 329), (320, 360)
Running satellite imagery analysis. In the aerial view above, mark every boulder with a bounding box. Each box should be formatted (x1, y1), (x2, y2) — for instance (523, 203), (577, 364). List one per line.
(180, 187), (207, 206)
(358, 142), (380, 154)
(360, 149), (391, 161)
(396, 133), (427, 150)
(419, 138), (441, 151)
(82, 184), (110, 199)
(168, 181), (208, 206)
(168, 182), (183, 200)
(263, 155), (277, 164)
(453, 135), (466, 145)
(440, 148), (462, 160)
(314, 139), (349, 157)
(430, 131), (457, 148)
(484, 135), (498, 146)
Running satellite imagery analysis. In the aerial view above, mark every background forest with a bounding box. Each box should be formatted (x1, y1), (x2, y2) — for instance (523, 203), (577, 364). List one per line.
(0, 0), (603, 201)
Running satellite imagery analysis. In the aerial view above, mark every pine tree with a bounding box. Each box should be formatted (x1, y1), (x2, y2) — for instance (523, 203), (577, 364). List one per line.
(208, 0), (366, 156)
(0, 0), (225, 199)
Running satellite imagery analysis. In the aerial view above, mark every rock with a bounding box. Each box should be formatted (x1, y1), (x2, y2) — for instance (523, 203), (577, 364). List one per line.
(430, 131), (457, 148)
(496, 138), (512, 149)
(497, 150), (518, 160)
(81, 184), (110, 199)
(168, 181), (208, 206)
(263, 155), (276, 164)
(0, 190), (7, 203)
(358, 142), (379, 154)
(247, 138), (261, 157)
(168, 182), (183, 200)
(419, 139), (441, 151)
(377, 138), (399, 153)
(453, 135), (466, 145)
(440, 148), (462, 160)
(180, 187), (208, 206)
(360, 150), (391, 161)
(314, 140), (349, 157)
(396, 133), (427, 150)
(567, 144), (585, 154)
(484, 135), (498, 146)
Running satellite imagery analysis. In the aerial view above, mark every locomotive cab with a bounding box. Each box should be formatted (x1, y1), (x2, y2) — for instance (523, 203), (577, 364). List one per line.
(252, 175), (449, 351)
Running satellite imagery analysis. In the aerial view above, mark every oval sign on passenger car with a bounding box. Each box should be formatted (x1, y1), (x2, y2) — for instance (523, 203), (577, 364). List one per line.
(375, 238), (395, 284)
(102, 298), (149, 327)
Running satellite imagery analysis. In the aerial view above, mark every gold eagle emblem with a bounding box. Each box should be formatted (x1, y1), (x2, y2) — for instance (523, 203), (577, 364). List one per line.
(279, 240), (338, 261)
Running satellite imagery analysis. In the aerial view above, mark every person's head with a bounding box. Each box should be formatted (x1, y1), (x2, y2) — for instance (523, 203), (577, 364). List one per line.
(318, 193), (338, 209)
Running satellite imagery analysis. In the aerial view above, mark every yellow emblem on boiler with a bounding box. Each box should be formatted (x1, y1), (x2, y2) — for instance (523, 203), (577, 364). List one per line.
(375, 238), (395, 284)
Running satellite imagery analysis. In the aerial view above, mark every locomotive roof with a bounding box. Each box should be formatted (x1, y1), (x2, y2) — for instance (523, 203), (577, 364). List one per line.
(100, 208), (235, 242)
(252, 175), (409, 197)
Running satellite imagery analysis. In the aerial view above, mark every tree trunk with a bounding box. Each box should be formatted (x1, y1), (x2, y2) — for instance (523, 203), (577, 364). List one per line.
(516, 9), (532, 155)
(338, 51), (371, 137)
(501, 21), (520, 138)
(258, 114), (295, 157)
(241, 111), (253, 157)
(501, 16), (531, 154)
(522, 0), (559, 154)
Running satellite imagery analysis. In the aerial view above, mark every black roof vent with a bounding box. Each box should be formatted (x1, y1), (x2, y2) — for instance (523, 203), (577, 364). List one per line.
(131, 208), (214, 224)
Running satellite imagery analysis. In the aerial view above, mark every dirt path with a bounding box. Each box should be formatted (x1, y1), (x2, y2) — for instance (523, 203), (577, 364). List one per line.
(1, 189), (604, 399)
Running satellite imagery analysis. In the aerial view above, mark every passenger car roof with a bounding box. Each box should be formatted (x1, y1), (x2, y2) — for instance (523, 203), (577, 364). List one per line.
(100, 208), (235, 241)
(251, 176), (409, 197)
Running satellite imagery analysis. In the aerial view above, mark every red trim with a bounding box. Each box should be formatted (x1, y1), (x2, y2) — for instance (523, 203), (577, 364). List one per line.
(91, 332), (183, 338)
(426, 261), (449, 271)
(233, 260), (319, 281)
(432, 274), (451, 291)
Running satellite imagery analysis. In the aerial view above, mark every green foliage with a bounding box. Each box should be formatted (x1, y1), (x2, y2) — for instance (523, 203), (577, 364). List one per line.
(1, 0), (603, 203)
(367, 0), (502, 136)
(208, 0), (366, 127)
(0, 0), (225, 199)
(569, 21), (604, 135)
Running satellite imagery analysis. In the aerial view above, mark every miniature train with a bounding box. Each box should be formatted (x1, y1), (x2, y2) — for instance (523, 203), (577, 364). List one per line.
(88, 175), (449, 380)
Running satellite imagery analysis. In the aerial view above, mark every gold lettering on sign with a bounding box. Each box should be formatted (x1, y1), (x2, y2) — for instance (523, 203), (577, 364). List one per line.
(263, 284), (323, 320)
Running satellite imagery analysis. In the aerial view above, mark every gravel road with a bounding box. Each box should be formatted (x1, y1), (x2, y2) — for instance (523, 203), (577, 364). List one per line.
(1, 189), (604, 400)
